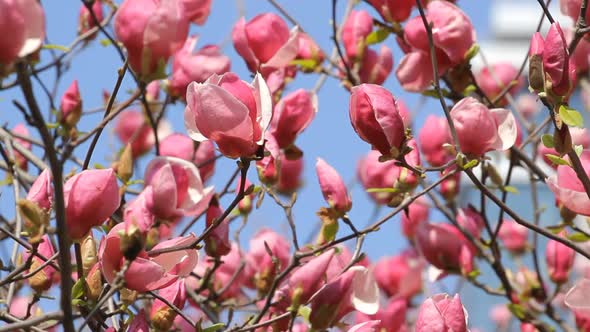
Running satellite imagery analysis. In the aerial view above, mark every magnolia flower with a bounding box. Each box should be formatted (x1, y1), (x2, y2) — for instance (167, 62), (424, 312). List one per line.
(547, 151), (590, 216)
(415, 294), (469, 332)
(0, 0), (45, 67)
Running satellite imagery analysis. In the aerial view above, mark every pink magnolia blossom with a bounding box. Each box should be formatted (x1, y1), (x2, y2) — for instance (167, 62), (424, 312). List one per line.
(211, 243), (245, 299)
(451, 97), (517, 157)
(358, 46), (394, 85)
(180, 0), (211, 25)
(184, 72), (272, 159)
(565, 27), (590, 73)
(396, 1), (475, 92)
(275, 155), (304, 194)
(373, 248), (423, 299)
(169, 35), (231, 98)
(349, 84), (406, 158)
(296, 33), (324, 64)
(547, 151), (590, 216)
(276, 249), (334, 305)
(144, 156), (214, 220)
(309, 266), (379, 330)
(316, 158), (352, 213)
(78, 1), (103, 37)
(64, 168), (119, 239)
(401, 197), (430, 239)
(348, 320), (381, 332)
(357, 148), (420, 205)
(124, 187), (155, 235)
(27, 168), (53, 211)
(415, 222), (474, 276)
(114, 110), (172, 158)
(204, 198), (230, 257)
(0, 0), (45, 66)
(565, 278), (590, 315)
(146, 80), (160, 101)
(516, 94), (541, 120)
(151, 279), (186, 330)
(546, 232), (575, 283)
(232, 13), (299, 72)
(270, 89), (317, 149)
(366, 0), (414, 23)
(357, 297), (408, 332)
(128, 309), (150, 332)
(418, 115), (453, 167)
(415, 294), (468, 332)
(456, 206), (485, 239)
(490, 304), (511, 328)
(114, 0), (189, 79)
(256, 133), (281, 184)
(245, 228), (290, 291)
(100, 223), (198, 291)
(160, 133), (216, 182)
(560, 0), (590, 29)
(60, 80), (82, 128)
(13, 124), (31, 171)
(498, 220), (529, 254)
(25, 235), (56, 292)
(475, 63), (523, 106)
(341, 10), (373, 61)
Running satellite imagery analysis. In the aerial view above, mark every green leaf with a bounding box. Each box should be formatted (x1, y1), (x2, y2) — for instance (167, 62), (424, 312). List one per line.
(203, 323), (225, 332)
(559, 105), (584, 128)
(462, 84), (476, 96)
(45, 122), (59, 129)
(467, 269), (481, 279)
(366, 187), (397, 193)
(507, 303), (527, 320)
(568, 232), (590, 242)
(541, 134), (555, 148)
(71, 278), (85, 300)
(365, 28), (390, 45)
(462, 159), (479, 170)
(99, 39), (112, 47)
(464, 44), (480, 61)
(502, 186), (518, 194)
(290, 59), (318, 70)
(298, 306), (311, 322)
(575, 144), (584, 156)
(545, 154), (571, 166)
(43, 44), (70, 52)
(93, 163), (106, 169)
(547, 224), (566, 234)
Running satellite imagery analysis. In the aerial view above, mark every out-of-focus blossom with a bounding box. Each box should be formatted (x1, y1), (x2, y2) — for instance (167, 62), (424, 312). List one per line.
(0, 0), (45, 67)
(415, 294), (468, 332)
(373, 248), (423, 298)
(547, 151), (590, 216)
(475, 63), (524, 106)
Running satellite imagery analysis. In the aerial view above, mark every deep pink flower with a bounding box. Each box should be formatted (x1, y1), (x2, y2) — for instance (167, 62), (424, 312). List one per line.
(456, 206), (485, 239)
(366, 0), (414, 22)
(415, 294), (468, 332)
(546, 232), (575, 283)
(204, 198), (231, 257)
(401, 197), (430, 239)
(356, 297), (408, 332)
(451, 97), (517, 157)
(160, 133), (216, 182)
(124, 187), (155, 235)
(316, 158), (352, 213)
(547, 151), (590, 216)
(415, 222), (474, 275)
(275, 155), (304, 194)
(144, 156), (214, 220)
(0, 0), (45, 66)
(180, 0), (211, 25)
(358, 46), (394, 85)
(170, 35), (231, 98)
(26, 168), (53, 211)
(270, 89), (317, 149)
(244, 228), (290, 291)
(114, 0), (189, 79)
(349, 84), (406, 158)
(184, 72), (272, 159)
(476, 63), (524, 106)
(373, 248), (423, 299)
(296, 33), (324, 64)
(560, 0), (590, 31)
(418, 115), (453, 167)
(60, 80), (82, 128)
(498, 220), (528, 254)
(78, 1), (103, 37)
(341, 10), (373, 61)
(100, 223), (198, 291)
(396, 1), (475, 92)
(114, 110), (172, 158)
(64, 168), (119, 239)
(12, 124), (31, 171)
(232, 13), (299, 72)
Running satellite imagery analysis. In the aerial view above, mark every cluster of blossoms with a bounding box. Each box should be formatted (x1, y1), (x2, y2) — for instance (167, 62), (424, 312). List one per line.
(5, 0), (590, 331)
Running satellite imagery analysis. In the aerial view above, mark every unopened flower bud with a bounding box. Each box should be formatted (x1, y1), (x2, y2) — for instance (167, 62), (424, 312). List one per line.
(116, 143), (134, 183)
(85, 263), (103, 302)
(18, 199), (49, 244)
(81, 234), (98, 275)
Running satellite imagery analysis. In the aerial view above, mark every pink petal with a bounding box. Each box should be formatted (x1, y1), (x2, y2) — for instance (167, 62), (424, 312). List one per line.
(262, 26), (301, 69)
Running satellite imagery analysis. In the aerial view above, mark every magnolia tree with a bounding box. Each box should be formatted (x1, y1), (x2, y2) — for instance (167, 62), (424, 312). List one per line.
(3, 0), (590, 331)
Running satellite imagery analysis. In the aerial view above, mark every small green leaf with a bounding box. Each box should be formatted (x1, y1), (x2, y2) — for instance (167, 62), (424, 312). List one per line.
(547, 224), (566, 234)
(366, 187), (397, 193)
(99, 39), (112, 47)
(462, 84), (476, 96)
(559, 105), (584, 128)
(290, 59), (318, 70)
(298, 306), (311, 322)
(467, 269), (481, 279)
(462, 159), (479, 170)
(43, 44), (70, 52)
(71, 278), (85, 300)
(568, 232), (590, 242)
(507, 303), (527, 320)
(203, 323), (226, 332)
(365, 28), (390, 45)
(502, 186), (518, 194)
(575, 144), (584, 156)
(93, 163), (106, 169)
(541, 134), (555, 148)
(45, 122), (59, 129)
(545, 154), (571, 166)
(464, 44), (480, 61)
